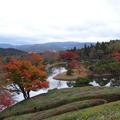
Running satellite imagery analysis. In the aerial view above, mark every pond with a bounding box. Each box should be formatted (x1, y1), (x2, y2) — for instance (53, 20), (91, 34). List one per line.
(13, 67), (120, 103)
(13, 67), (69, 102)
(90, 77), (120, 87)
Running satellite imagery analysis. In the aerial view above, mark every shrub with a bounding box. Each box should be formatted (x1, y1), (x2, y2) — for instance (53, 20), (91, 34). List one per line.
(66, 69), (74, 76)
(74, 77), (92, 87)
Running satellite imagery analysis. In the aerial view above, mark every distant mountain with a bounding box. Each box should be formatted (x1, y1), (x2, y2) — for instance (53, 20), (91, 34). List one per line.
(0, 48), (27, 57)
(17, 42), (94, 53)
(0, 42), (95, 53)
(0, 44), (14, 48)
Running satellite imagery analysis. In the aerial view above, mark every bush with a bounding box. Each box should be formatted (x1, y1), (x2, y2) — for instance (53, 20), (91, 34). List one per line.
(74, 77), (92, 87)
(67, 77), (93, 87)
(92, 61), (120, 75)
(66, 69), (74, 76)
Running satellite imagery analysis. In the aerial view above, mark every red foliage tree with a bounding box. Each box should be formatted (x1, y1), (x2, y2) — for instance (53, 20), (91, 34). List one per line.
(60, 51), (78, 61)
(68, 60), (80, 69)
(0, 90), (13, 111)
(4, 54), (49, 99)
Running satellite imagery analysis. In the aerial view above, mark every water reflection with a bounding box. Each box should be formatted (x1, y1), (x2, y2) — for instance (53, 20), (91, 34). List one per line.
(67, 77), (93, 87)
(13, 68), (120, 103)
(13, 67), (68, 102)
(93, 78), (110, 86)
(67, 76), (120, 87)
(8, 67), (120, 111)
(47, 67), (68, 89)
(91, 76), (120, 87)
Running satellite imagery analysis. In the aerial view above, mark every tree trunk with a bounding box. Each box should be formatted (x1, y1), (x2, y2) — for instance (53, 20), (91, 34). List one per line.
(18, 85), (30, 99)
(27, 91), (30, 99)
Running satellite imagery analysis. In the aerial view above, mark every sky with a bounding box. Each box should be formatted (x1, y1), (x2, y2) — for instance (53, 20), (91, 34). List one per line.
(0, 0), (120, 44)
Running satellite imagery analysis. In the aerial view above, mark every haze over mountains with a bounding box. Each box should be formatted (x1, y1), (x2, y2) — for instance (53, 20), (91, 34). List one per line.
(0, 48), (27, 57)
(0, 42), (95, 53)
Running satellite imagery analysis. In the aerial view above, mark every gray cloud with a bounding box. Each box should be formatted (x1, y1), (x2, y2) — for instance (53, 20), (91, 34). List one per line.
(0, 0), (120, 44)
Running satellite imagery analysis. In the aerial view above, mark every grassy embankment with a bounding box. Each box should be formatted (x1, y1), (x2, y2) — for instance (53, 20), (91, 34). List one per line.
(1, 86), (120, 120)
(46, 62), (67, 70)
(47, 100), (120, 120)
(54, 65), (90, 81)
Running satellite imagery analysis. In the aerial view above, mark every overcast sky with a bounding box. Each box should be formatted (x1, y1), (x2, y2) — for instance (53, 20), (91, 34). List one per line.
(0, 0), (120, 44)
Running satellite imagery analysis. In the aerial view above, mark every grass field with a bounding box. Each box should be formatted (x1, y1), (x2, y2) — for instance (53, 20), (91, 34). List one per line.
(1, 87), (120, 120)
(47, 100), (120, 120)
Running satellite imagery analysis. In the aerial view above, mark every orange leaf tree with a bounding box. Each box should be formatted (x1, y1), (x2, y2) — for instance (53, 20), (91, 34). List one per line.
(4, 53), (49, 99)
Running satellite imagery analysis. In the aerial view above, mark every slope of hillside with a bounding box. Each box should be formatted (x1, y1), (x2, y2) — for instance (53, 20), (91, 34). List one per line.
(0, 48), (27, 57)
(47, 100), (120, 120)
(1, 87), (120, 120)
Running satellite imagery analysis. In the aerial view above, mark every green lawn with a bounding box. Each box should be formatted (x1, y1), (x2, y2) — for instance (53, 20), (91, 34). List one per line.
(47, 100), (120, 120)
(1, 86), (120, 120)
(4, 99), (106, 120)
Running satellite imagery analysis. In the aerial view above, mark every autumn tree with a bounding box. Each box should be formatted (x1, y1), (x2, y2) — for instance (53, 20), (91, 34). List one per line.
(0, 57), (14, 109)
(4, 54), (49, 99)
(24, 52), (43, 65)
(42, 51), (60, 63)
(68, 60), (80, 69)
(60, 51), (78, 61)
(0, 58), (11, 88)
(112, 51), (120, 62)
(0, 89), (13, 111)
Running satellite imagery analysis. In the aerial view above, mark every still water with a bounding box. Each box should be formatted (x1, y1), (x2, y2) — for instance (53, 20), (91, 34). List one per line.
(13, 67), (69, 102)
(14, 68), (118, 102)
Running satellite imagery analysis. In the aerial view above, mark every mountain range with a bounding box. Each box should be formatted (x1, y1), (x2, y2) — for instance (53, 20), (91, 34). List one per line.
(0, 42), (95, 53)
(0, 48), (27, 57)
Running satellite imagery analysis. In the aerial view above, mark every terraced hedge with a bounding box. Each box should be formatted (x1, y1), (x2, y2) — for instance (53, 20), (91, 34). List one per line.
(1, 87), (120, 120)
(47, 100), (120, 120)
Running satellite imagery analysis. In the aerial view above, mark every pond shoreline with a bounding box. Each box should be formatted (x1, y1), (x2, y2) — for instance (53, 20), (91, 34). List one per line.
(13, 67), (69, 103)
